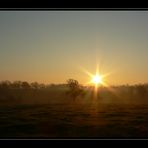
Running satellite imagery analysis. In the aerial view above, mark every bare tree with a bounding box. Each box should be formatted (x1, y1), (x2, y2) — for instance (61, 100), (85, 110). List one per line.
(66, 79), (85, 101)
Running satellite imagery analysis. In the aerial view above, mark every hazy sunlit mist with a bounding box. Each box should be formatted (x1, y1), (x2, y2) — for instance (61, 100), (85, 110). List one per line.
(80, 64), (111, 94)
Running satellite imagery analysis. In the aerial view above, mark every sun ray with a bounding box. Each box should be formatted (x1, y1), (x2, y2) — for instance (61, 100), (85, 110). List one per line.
(79, 66), (94, 78)
(79, 64), (120, 102)
(80, 64), (114, 100)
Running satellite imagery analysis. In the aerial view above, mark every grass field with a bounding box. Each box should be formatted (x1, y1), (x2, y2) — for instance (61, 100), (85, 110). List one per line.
(0, 101), (148, 138)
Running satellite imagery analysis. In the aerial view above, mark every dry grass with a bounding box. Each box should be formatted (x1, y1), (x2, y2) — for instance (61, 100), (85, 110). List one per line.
(0, 102), (148, 138)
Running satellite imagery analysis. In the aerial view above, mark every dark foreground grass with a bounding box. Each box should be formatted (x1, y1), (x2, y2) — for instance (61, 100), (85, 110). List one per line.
(0, 102), (148, 138)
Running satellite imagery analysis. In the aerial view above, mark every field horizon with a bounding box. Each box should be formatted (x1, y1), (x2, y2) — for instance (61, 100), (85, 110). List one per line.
(0, 79), (148, 138)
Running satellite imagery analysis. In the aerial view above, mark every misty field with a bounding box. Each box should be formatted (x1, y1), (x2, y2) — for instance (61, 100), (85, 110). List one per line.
(1, 102), (148, 138)
(1, 81), (148, 138)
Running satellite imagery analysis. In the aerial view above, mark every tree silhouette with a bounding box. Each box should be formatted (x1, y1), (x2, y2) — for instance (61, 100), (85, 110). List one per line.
(67, 79), (79, 89)
(0, 80), (11, 89)
(31, 82), (39, 89)
(136, 84), (148, 99)
(21, 81), (30, 89)
(66, 79), (85, 101)
(12, 81), (22, 89)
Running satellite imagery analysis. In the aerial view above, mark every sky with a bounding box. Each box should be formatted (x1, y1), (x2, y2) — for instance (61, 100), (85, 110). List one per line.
(0, 11), (148, 85)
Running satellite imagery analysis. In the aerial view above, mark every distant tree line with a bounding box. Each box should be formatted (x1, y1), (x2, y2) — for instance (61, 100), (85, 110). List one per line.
(0, 80), (69, 103)
(0, 80), (148, 103)
(0, 80), (67, 90)
(111, 84), (148, 100)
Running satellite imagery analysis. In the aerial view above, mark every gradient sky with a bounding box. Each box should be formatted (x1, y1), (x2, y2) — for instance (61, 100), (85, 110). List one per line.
(0, 11), (148, 85)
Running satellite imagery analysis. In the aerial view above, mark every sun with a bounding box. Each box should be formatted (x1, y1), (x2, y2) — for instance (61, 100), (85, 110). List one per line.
(80, 64), (114, 99)
(91, 74), (103, 85)
(80, 65), (110, 88)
